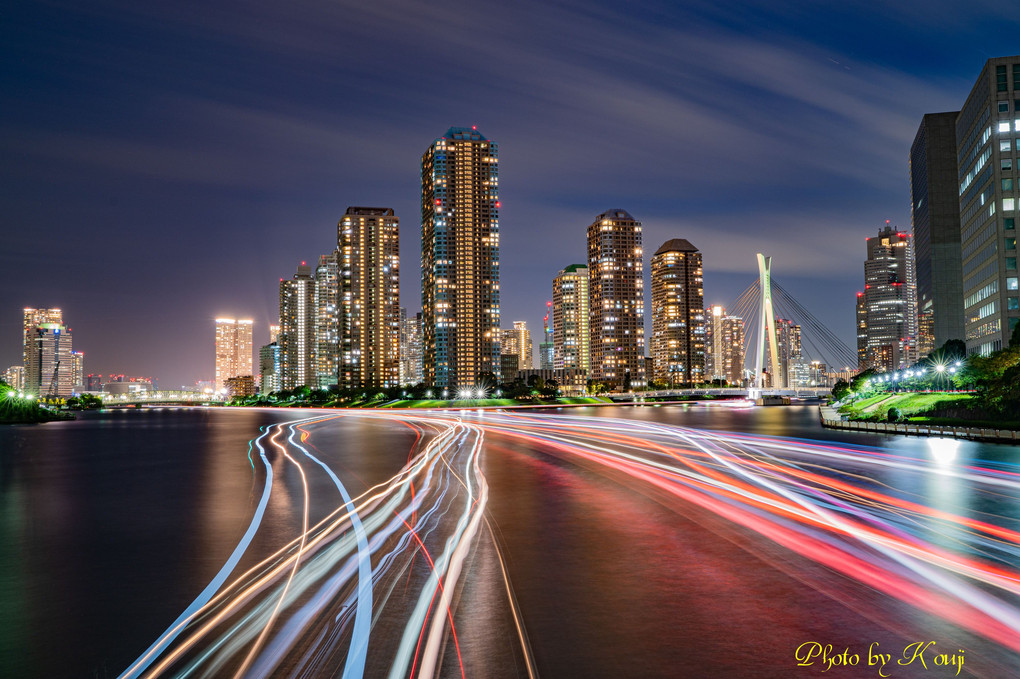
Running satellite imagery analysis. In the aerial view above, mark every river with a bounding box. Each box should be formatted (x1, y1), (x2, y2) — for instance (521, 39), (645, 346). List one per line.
(1, 403), (1018, 677)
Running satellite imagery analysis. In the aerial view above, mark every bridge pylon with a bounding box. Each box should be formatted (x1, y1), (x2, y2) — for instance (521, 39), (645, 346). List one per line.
(753, 254), (782, 390)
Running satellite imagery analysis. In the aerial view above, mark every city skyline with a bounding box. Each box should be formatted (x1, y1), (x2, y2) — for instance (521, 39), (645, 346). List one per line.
(4, 2), (1020, 386)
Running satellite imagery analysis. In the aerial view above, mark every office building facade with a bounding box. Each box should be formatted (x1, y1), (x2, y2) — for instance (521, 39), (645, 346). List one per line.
(25, 323), (73, 397)
(650, 239), (705, 386)
(956, 57), (1020, 354)
(911, 112), (965, 353)
(421, 127), (500, 388)
(587, 210), (645, 388)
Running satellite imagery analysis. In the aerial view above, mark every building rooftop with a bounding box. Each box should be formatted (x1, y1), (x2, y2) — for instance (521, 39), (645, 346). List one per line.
(654, 238), (699, 255)
(344, 207), (395, 217)
(561, 264), (588, 273)
(596, 209), (636, 222)
(442, 126), (489, 142)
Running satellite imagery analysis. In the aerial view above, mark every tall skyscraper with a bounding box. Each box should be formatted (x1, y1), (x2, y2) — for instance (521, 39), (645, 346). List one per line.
(650, 239), (705, 386)
(314, 251), (340, 388)
(22, 308), (72, 397)
(588, 210), (645, 388)
(860, 225), (918, 371)
(421, 127), (500, 388)
(214, 318), (254, 392)
(25, 323), (73, 397)
(339, 206), (400, 388)
(911, 112), (965, 353)
(956, 57), (1020, 354)
(400, 309), (424, 386)
(269, 324), (280, 344)
(279, 263), (316, 390)
(705, 305), (744, 385)
(553, 264), (590, 373)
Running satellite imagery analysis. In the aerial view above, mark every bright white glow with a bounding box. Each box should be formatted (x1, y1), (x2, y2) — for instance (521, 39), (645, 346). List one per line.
(928, 438), (959, 465)
(999, 121), (1011, 133)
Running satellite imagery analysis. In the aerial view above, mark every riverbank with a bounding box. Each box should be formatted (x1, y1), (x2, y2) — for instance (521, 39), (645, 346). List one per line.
(819, 404), (1020, 443)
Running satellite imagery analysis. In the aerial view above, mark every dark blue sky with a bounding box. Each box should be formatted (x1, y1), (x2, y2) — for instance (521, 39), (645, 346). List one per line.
(2, 0), (1018, 386)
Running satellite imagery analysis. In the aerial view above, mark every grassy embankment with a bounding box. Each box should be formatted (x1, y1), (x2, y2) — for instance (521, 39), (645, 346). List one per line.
(837, 392), (1020, 429)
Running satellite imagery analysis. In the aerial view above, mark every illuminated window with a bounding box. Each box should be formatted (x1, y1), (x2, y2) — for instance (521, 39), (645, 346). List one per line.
(1004, 158), (1014, 172)
(1003, 140), (1012, 152)
(999, 121), (1011, 133)
(1006, 198), (1016, 211)
(1008, 237), (1017, 250)
(1009, 277), (1019, 291)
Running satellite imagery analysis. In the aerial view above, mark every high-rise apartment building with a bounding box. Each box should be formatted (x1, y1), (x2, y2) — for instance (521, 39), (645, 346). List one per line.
(859, 225), (918, 371)
(269, 324), (280, 344)
(553, 264), (590, 373)
(775, 318), (802, 388)
(508, 321), (533, 370)
(705, 305), (744, 385)
(400, 309), (424, 386)
(279, 263), (316, 390)
(587, 210), (645, 388)
(956, 57), (1020, 354)
(3, 366), (25, 390)
(314, 252), (340, 388)
(338, 207), (400, 388)
(650, 239), (704, 386)
(25, 323), (73, 397)
(911, 112), (965, 353)
(71, 350), (84, 389)
(421, 127), (500, 388)
(259, 343), (281, 395)
(214, 318), (253, 391)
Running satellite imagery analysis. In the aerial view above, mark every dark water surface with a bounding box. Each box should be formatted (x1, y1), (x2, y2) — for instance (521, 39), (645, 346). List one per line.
(1, 404), (1017, 677)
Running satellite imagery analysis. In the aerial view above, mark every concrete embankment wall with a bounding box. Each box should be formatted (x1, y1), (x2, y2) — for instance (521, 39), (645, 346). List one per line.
(819, 405), (1019, 444)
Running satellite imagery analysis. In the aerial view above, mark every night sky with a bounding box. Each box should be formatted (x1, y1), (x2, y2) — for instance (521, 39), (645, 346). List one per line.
(3, 0), (1018, 387)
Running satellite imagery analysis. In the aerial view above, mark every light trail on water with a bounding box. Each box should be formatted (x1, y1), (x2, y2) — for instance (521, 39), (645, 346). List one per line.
(122, 408), (1020, 678)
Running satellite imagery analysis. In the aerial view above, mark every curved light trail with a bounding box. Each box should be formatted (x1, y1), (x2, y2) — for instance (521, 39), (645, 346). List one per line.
(122, 408), (1020, 678)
